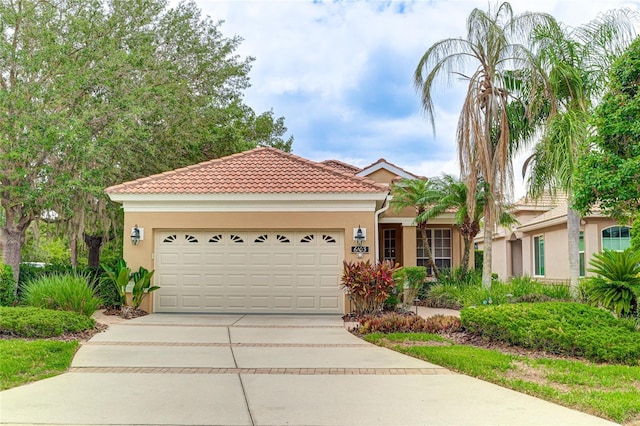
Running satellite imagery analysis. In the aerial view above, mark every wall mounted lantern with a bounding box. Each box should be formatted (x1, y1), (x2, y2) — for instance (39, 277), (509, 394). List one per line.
(354, 225), (366, 246)
(131, 225), (142, 246)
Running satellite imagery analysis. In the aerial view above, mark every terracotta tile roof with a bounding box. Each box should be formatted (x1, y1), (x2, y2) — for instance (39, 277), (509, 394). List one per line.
(105, 147), (388, 195)
(514, 192), (566, 209)
(319, 159), (362, 174)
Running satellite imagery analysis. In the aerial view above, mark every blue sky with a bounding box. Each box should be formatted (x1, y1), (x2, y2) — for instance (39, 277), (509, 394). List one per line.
(193, 0), (639, 199)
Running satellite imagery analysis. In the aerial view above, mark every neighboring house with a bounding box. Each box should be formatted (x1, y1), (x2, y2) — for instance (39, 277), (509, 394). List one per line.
(105, 147), (462, 314)
(482, 194), (633, 282)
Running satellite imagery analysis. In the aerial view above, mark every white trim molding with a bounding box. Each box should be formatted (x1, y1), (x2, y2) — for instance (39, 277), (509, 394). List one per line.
(356, 162), (416, 180)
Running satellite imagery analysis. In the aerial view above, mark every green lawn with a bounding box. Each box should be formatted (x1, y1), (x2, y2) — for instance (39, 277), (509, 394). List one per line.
(365, 333), (640, 425)
(0, 339), (78, 390)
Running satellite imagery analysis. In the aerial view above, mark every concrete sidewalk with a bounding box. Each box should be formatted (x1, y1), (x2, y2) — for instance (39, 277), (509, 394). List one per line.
(0, 313), (618, 426)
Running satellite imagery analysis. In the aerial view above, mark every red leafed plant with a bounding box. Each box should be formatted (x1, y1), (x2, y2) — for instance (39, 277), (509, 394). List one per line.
(341, 260), (399, 315)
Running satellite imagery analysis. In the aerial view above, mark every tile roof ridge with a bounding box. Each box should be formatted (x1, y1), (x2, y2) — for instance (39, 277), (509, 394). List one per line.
(320, 159), (362, 172)
(276, 149), (387, 191)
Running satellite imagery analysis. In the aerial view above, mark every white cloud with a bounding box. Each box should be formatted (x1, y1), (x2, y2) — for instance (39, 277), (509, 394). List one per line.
(191, 0), (639, 201)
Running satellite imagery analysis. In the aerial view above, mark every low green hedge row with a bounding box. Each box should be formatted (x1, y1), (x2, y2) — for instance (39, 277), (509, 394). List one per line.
(0, 307), (95, 338)
(460, 302), (640, 365)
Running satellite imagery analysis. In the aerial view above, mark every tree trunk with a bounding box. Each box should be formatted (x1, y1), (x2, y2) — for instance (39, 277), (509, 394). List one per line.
(419, 227), (439, 279)
(461, 237), (471, 276)
(83, 233), (103, 269)
(0, 226), (26, 286)
(567, 206), (581, 297)
(482, 203), (494, 289)
(70, 231), (78, 268)
(0, 204), (33, 286)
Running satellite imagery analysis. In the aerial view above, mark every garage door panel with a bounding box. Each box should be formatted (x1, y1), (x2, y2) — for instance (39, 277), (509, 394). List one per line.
(204, 253), (224, 265)
(296, 253), (316, 266)
(181, 274), (202, 287)
(157, 273), (179, 287)
(249, 274), (270, 287)
(158, 253), (179, 266)
(249, 296), (270, 309)
(273, 275), (294, 288)
(227, 253), (247, 265)
(227, 274), (248, 287)
(273, 296), (293, 308)
(181, 295), (201, 308)
(155, 230), (343, 313)
(203, 296), (224, 309)
(158, 295), (178, 309)
(320, 253), (340, 266)
(273, 253), (294, 265)
(227, 295), (249, 309)
(320, 296), (339, 309)
(203, 274), (224, 287)
(296, 297), (316, 309)
(296, 275), (316, 287)
(249, 253), (270, 265)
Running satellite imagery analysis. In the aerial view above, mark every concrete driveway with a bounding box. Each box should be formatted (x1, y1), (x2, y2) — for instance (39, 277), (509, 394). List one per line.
(0, 314), (617, 426)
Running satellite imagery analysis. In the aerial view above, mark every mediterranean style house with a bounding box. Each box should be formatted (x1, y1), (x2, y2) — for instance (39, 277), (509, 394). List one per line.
(106, 147), (463, 314)
(483, 193), (633, 282)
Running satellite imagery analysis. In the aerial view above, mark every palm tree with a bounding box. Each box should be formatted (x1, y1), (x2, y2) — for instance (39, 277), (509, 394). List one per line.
(414, 2), (555, 288)
(426, 175), (517, 276)
(390, 178), (442, 278)
(521, 10), (637, 294)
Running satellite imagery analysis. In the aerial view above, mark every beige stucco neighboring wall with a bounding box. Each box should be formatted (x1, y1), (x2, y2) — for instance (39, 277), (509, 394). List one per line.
(491, 237), (509, 280)
(122, 210), (377, 312)
(365, 168), (398, 185)
(519, 217), (625, 282)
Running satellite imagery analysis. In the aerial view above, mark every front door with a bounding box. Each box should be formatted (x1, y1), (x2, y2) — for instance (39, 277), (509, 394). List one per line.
(380, 225), (402, 265)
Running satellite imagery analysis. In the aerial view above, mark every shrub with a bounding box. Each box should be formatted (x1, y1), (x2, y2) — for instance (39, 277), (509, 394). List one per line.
(341, 260), (399, 315)
(583, 248), (640, 317)
(101, 258), (131, 307)
(0, 306), (95, 338)
(100, 259), (158, 310)
(130, 266), (159, 309)
(460, 302), (640, 364)
(422, 283), (464, 309)
(394, 266), (427, 310)
(97, 277), (121, 309)
(436, 267), (482, 287)
(357, 312), (461, 335)
(0, 261), (16, 306)
(21, 273), (102, 317)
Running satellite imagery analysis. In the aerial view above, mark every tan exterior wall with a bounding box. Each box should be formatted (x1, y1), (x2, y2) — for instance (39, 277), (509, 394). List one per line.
(520, 217), (626, 282)
(122, 210), (377, 313)
(366, 168), (398, 185)
(491, 237), (509, 280)
(402, 225), (417, 267)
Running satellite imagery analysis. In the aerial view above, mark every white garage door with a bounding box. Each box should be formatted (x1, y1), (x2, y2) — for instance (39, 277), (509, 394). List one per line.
(154, 230), (344, 313)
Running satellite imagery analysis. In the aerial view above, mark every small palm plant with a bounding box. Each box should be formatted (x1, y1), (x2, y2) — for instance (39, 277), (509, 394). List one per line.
(584, 248), (640, 317)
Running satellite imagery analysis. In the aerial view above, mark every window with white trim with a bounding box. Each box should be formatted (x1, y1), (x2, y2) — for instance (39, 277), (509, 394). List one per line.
(601, 226), (631, 251)
(417, 229), (451, 275)
(534, 235), (545, 276)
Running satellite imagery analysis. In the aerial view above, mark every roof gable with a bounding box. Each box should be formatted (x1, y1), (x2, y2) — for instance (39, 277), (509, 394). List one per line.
(356, 158), (422, 180)
(105, 147), (388, 195)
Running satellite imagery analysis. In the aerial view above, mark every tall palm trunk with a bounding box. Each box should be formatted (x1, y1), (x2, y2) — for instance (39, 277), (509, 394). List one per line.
(419, 226), (439, 278)
(567, 205), (581, 296)
(482, 203), (494, 289)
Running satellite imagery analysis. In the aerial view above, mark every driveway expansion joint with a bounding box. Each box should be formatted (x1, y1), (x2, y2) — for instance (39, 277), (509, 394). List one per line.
(68, 367), (453, 375)
(84, 341), (371, 347)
